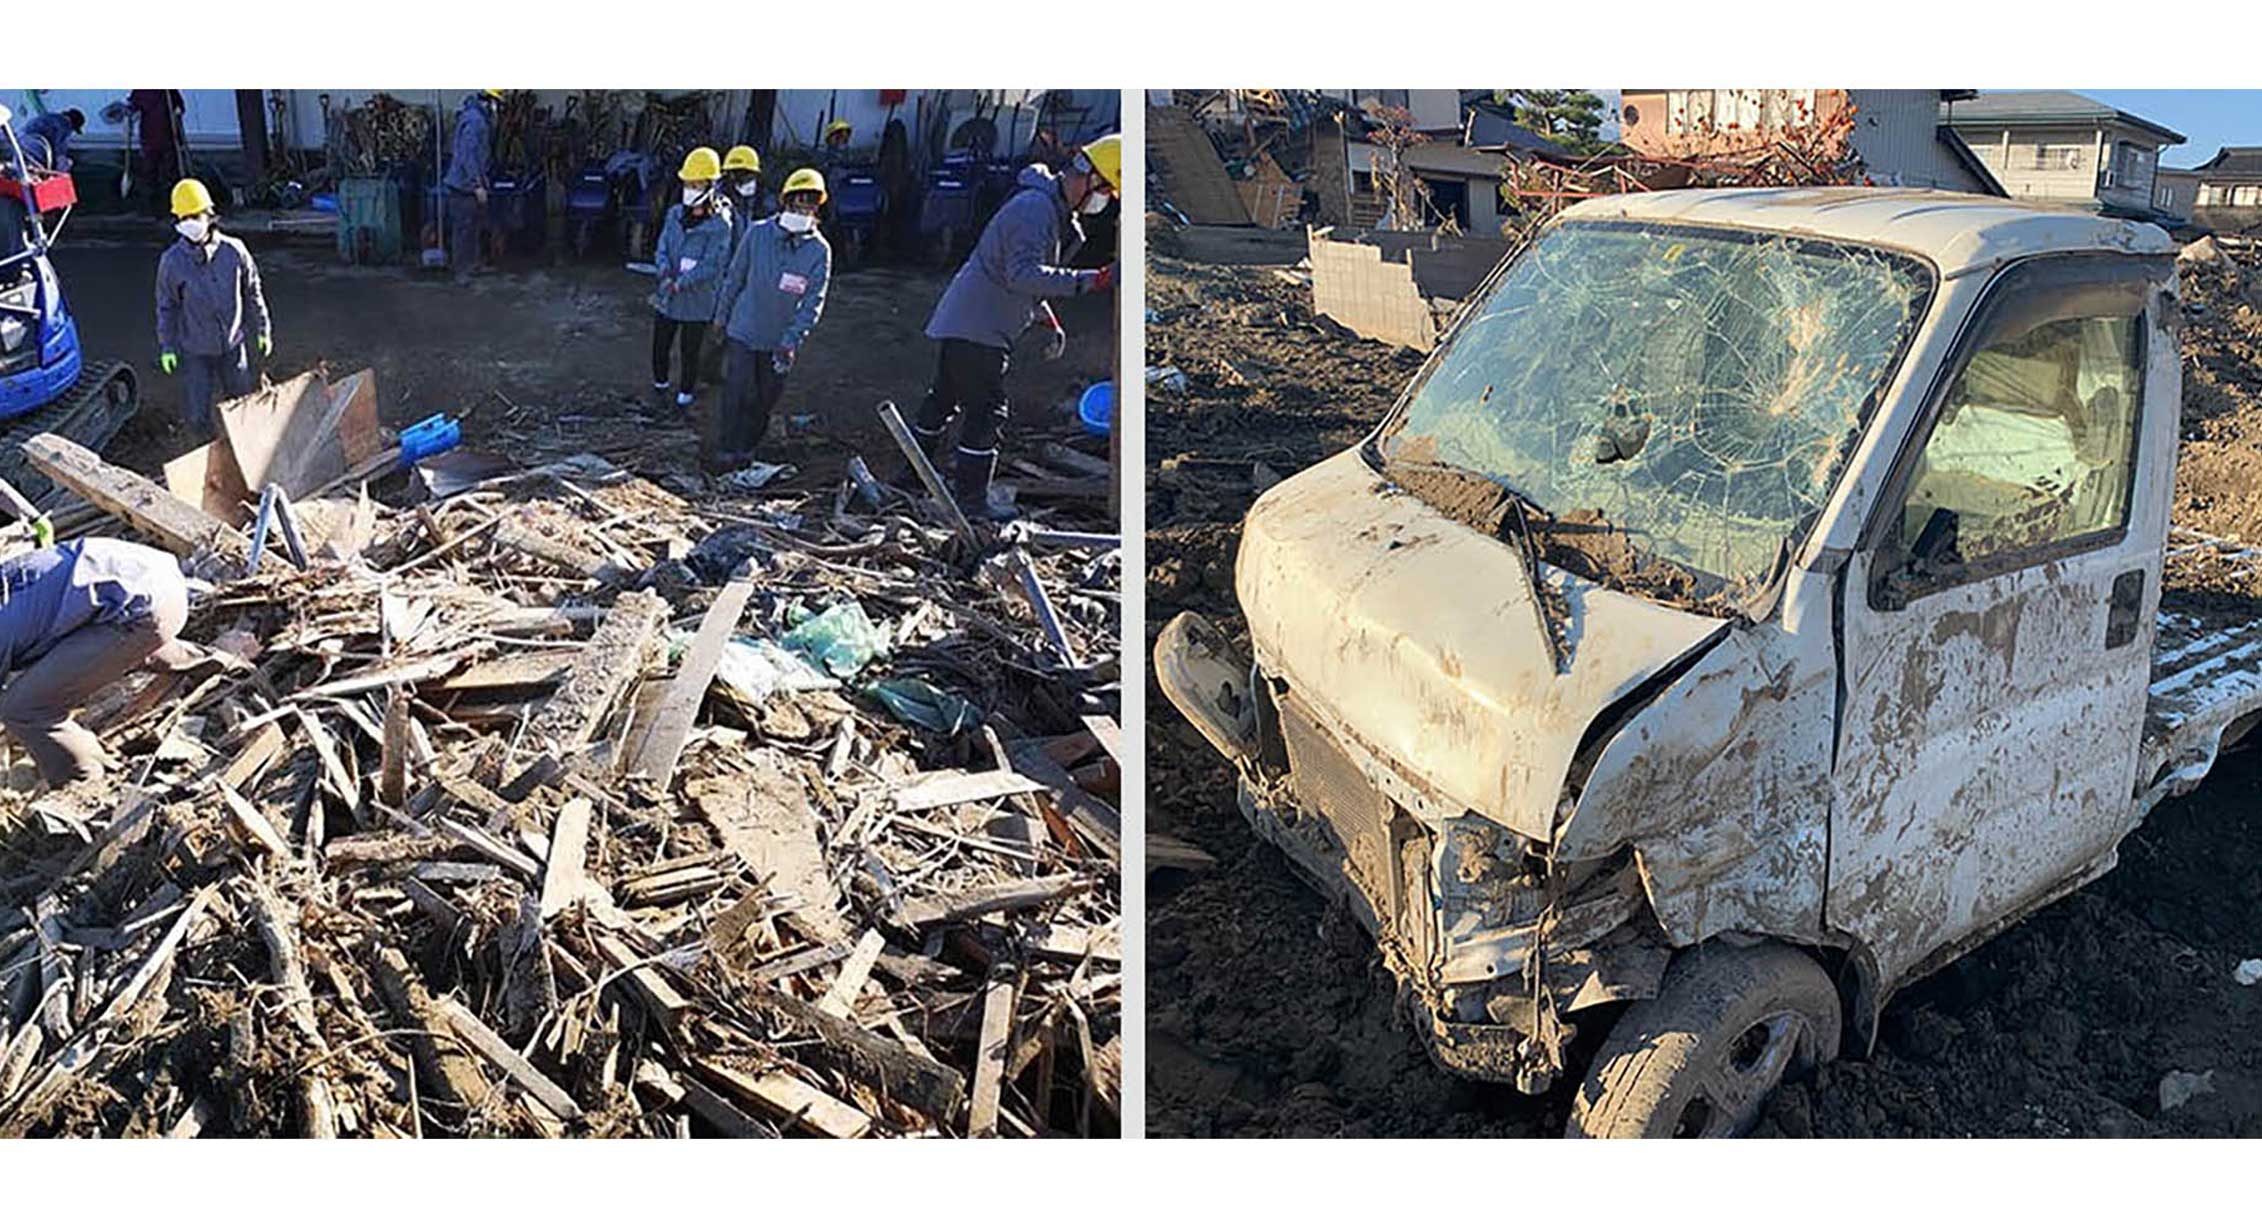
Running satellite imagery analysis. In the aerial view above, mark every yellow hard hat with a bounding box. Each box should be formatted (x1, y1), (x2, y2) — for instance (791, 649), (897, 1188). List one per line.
(1078, 134), (1121, 192)
(482, 89), (505, 100)
(723, 145), (760, 174)
(781, 167), (826, 204)
(679, 146), (722, 182)
(170, 177), (215, 218)
(823, 120), (852, 143)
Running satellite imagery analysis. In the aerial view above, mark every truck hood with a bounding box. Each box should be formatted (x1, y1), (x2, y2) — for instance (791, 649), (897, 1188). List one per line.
(1237, 449), (1728, 842)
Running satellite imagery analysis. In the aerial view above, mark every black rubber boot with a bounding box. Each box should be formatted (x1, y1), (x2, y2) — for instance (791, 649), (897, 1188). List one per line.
(951, 446), (1003, 520)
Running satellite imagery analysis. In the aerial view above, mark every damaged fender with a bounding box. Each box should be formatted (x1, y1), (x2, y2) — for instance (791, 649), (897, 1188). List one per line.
(1555, 617), (1837, 948)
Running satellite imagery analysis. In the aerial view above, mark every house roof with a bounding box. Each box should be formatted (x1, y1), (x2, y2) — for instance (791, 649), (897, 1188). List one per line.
(1558, 187), (2176, 277)
(1463, 108), (1572, 157)
(1935, 126), (2007, 197)
(2194, 146), (2262, 181)
(1941, 90), (2185, 145)
(1401, 142), (1520, 179)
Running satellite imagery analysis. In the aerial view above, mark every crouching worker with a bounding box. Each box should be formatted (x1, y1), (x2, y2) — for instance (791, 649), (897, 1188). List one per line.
(156, 178), (271, 439)
(909, 134), (1118, 515)
(0, 537), (195, 788)
(709, 168), (831, 474)
(651, 147), (733, 408)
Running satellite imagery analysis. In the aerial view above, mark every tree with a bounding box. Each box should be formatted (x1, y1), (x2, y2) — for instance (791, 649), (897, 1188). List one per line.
(1502, 89), (1610, 156)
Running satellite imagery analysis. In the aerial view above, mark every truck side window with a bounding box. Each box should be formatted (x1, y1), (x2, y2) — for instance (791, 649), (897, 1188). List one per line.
(1895, 310), (2143, 568)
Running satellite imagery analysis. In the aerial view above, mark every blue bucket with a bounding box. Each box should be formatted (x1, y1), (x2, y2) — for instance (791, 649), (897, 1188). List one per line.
(1077, 381), (1113, 437)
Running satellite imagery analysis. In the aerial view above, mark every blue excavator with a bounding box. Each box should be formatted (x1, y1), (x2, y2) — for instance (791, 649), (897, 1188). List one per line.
(0, 103), (139, 503)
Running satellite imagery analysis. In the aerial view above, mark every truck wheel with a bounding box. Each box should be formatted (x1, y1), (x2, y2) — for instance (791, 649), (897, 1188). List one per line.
(1567, 942), (1840, 1138)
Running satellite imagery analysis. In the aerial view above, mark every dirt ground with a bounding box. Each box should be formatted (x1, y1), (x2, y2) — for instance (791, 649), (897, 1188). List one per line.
(1145, 242), (2262, 1138)
(51, 233), (1117, 490)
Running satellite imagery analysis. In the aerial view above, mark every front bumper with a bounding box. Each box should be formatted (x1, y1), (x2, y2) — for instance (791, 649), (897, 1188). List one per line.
(1156, 613), (1671, 1093)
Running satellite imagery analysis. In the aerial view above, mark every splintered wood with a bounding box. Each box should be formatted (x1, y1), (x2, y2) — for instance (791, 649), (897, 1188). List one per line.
(0, 426), (1120, 1138)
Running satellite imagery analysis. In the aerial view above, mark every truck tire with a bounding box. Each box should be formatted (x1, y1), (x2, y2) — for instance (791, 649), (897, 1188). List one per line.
(1567, 942), (1840, 1138)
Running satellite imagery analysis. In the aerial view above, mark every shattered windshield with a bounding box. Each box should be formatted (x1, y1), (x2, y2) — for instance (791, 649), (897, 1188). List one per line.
(1378, 220), (1935, 604)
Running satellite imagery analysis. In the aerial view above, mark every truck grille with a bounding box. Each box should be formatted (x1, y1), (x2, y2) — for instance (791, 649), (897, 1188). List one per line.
(1278, 696), (1398, 904)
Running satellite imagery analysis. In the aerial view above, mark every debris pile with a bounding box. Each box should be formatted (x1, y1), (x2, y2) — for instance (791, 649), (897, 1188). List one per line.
(2167, 237), (2262, 599)
(0, 389), (1121, 1138)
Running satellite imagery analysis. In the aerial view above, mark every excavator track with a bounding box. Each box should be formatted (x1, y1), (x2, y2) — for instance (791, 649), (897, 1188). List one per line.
(0, 359), (138, 506)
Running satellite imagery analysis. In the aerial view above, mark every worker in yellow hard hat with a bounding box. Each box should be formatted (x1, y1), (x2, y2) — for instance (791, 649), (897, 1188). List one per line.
(648, 148), (733, 408)
(154, 178), (271, 439)
(822, 120), (852, 149)
(722, 144), (764, 211)
(905, 134), (1119, 517)
(709, 168), (832, 476)
(442, 91), (501, 279)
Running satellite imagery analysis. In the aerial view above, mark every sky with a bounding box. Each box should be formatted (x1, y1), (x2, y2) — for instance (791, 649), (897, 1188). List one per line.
(2079, 91), (2262, 167)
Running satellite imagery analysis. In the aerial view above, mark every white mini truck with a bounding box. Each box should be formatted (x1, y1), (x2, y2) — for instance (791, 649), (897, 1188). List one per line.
(1157, 188), (2262, 1137)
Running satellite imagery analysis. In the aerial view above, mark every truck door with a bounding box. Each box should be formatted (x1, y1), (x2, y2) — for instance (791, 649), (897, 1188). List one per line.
(1830, 254), (2172, 987)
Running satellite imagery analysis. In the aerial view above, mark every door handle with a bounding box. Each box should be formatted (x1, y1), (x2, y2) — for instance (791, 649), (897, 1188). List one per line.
(2105, 568), (2145, 650)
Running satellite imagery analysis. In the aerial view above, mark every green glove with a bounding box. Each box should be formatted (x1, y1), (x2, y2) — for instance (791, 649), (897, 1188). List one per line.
(159, 352), (178, 375)
(258, 335), (272, 358)
(30, 516), (52, 549)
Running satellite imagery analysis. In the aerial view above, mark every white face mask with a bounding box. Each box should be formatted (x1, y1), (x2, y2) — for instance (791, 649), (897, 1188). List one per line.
(1079, 188), (1113, 215)
(176, 216), (211, 243)
(735, 181), (760, 198)
(682, 186), (710, 208)
(778, 210), (816, 234)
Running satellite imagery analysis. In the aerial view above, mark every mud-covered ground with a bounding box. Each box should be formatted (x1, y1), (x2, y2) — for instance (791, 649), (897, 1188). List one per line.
(51, 233), (1115, 488)
(1145, 241), (2262, 1138)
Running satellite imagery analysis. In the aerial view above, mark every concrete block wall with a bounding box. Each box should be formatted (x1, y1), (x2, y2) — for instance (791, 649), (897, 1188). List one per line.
(1308, 226), (1441, 351)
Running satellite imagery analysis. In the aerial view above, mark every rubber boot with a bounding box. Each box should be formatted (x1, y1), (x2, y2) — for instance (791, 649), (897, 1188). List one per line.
(951, 447), (1005, 521)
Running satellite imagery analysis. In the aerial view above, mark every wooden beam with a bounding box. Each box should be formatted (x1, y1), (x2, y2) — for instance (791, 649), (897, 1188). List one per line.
(693, 1059), (873, 1139)
(816, 929), (886, 1019)
(525, 591), (669, 757)
(890, 768), (1049, 813)
(434, 997), (584, 1122)
(20, 433), (263, 562)
(892, 874), (1091, 930)
(627, 576), (754, 785)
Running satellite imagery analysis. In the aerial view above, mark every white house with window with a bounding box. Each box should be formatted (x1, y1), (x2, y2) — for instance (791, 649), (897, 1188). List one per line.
(1941, 91), (2185, 223)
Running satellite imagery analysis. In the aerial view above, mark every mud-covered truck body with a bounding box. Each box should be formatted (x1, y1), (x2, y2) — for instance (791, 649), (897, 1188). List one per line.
(1157, 188), (2262, 1136)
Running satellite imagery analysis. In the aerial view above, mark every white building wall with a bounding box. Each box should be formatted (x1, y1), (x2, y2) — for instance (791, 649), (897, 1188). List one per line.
(1845, 89), (1991, 192)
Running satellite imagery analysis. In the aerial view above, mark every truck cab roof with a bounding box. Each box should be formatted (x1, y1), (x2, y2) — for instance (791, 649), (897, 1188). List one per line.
(1558, 187), (2177, 279)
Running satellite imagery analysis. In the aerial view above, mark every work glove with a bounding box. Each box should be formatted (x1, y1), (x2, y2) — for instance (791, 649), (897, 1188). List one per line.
(257, 334), (272, 358)
(772, 347), (796, 374)
(1044, 321), (1068, 362)
(29, 515), (52, 549)
(474, 187), (488, 206)
(1089, 262), (1116, 294)
(159, 352), (178, 375)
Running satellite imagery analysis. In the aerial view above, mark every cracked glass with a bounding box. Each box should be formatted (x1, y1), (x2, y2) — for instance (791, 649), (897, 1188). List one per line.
(1380, 220), (1935, 600)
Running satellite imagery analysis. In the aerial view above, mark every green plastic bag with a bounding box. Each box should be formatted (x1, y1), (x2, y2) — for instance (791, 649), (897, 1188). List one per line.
(781, 601), (890, 678)
(865, 677), (979, 737)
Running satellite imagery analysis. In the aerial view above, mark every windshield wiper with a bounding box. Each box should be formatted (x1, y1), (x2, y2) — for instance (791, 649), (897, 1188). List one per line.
(1380, 454), (1570, 675)
(1503, 493), (1569, 675)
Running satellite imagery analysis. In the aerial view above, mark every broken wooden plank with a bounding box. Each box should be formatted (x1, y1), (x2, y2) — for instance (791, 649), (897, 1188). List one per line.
(591, 932), (691, 1023)
(525, 590), (669, 756)
(730, 979), (966, 1125)
(435, 650), (580, 692)
(433, 997), (583, 1122)
(968, 965), (1017, 1138)
(890, 767), (1049, 813)
(817, 929), (886, 1019)
(694, 1058), (873, 1139)
(494, 517), (641, 587)
(539, 798), (594, 921)
(627, 575), (755, 785)
(215, 782), (290, 861)
(892, 874), (1091, 930)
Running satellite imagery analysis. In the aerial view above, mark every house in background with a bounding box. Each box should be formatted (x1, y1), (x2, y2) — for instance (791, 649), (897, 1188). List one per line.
(1615, 89), (2002, 194)
(1941, 90), (2185, 223)
(2189, 147), (2262, 236)
(2154, 166), (2200, 229)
